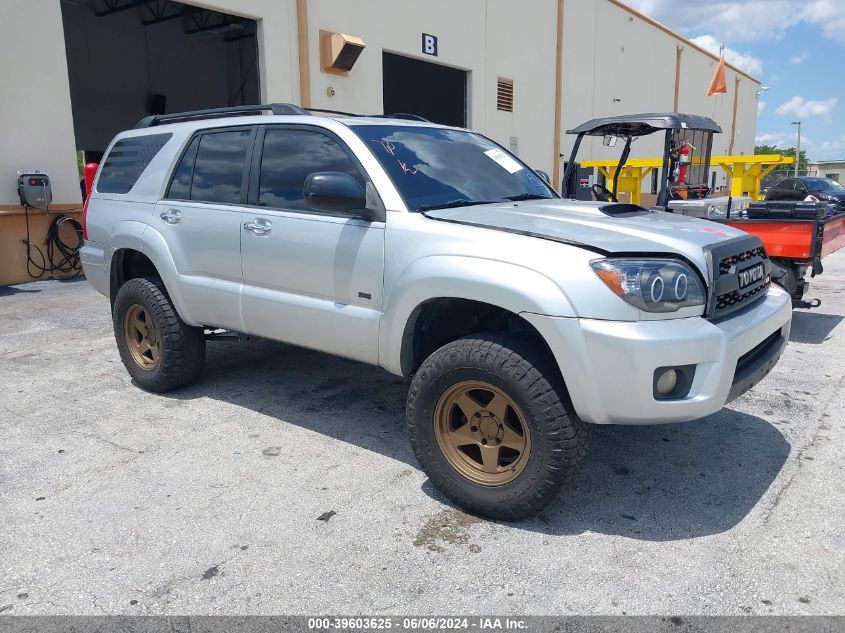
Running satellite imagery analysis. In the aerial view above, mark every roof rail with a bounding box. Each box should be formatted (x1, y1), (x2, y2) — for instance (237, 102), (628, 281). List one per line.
(304, 107), (359, 117)
(305, 107), (430, 122)
(135, 103), (307, 128)
(382, 113), (431, 122)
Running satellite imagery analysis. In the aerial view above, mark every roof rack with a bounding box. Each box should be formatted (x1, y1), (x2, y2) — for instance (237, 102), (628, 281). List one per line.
(135, 103), (307, 128)
(134, 103), (433, 129)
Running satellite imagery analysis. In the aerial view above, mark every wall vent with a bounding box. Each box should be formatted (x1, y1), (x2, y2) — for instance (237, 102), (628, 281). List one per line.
(497, 78), (514, 112)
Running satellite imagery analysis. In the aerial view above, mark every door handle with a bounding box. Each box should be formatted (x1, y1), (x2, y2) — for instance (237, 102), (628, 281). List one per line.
(160, 208), (182, 224)
(243, 219), (272, 235)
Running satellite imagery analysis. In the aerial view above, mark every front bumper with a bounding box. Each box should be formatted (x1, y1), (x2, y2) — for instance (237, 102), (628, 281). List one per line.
(522, 285), (792, 425)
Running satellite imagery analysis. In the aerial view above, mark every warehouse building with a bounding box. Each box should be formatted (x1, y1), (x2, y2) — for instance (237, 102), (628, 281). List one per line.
(0, 0), (760, 284)
(808, 160), (845, 183)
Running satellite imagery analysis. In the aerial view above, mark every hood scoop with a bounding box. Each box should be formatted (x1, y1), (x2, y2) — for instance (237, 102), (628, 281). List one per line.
(598, 203), (651, 217)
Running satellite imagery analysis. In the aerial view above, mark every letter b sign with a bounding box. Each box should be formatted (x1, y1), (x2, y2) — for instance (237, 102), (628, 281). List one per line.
(422, 33), (438, 56)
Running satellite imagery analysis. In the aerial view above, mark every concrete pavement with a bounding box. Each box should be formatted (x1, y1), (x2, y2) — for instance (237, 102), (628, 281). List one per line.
(1, 254), (843, 616)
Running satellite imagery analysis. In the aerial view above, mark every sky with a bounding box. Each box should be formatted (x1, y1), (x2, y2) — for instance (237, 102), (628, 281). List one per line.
(625, 0), (845, 161)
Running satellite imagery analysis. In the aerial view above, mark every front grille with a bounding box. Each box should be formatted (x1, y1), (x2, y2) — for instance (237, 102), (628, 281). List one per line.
(715, 280), (769, 311)
(718, 246), (766, 275)
(707, 237), (771, 320)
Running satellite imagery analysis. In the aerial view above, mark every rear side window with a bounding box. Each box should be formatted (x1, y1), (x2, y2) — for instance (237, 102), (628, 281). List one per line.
(97, 133), (172, 194)
(167, 136), (200, 200)
(258, 128), (364, 210)
(166, 128), (252, 204)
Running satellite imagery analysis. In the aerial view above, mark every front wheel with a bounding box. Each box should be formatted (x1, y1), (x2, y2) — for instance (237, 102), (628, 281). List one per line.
(407, 333), (589, 520)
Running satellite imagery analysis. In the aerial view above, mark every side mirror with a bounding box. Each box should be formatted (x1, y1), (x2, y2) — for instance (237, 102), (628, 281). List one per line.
(535, 170), (552, 185)
(303, 172), (371, 219)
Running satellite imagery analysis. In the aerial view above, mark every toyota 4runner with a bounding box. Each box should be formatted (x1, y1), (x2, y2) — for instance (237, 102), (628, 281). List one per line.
(81, 104), (792, 519)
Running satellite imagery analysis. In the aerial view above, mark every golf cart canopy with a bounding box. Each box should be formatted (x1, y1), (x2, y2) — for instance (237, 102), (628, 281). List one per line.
(566, 113), (722, 138)
(562, 112), (722, 206)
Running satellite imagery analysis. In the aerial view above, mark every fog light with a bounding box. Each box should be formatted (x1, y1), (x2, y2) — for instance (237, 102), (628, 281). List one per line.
(655, 369), (678, 396)
(653, 365), (696, 400)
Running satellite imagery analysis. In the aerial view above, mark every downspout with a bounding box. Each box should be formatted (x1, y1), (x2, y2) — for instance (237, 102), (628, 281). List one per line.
(673, 45), (683, 111)
(552, 0), (564, 189)
(296, 0), (311, 107)
(728, 76), (740, 155)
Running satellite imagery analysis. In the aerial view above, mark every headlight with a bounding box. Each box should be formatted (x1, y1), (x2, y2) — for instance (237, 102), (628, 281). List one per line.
(590, 258), (706, 313)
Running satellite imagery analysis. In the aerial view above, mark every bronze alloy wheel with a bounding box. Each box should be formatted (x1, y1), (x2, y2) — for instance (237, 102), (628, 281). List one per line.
(433, 380), (532, 486)
(123, 303), (160, 371)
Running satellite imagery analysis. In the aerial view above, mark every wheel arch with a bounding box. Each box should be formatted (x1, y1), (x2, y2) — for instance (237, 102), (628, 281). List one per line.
(110, 248), (158, 305)
(380, 256), (576, 376)
(396, 297), (564, 383)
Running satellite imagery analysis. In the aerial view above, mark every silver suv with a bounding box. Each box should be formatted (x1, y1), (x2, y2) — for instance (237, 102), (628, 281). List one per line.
(81, 104), (792, 519)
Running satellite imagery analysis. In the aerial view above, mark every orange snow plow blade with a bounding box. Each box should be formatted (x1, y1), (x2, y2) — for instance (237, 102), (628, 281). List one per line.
(820, 213), (845, 259)
(722, 221), (815, 259)
(723, 213), (845, 261)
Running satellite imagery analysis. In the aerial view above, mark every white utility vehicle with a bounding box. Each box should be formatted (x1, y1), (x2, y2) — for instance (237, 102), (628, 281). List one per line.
(81, 105), (791, 519)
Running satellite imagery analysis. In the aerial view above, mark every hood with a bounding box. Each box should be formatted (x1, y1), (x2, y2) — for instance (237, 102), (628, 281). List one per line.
(424, 199), (749, 275)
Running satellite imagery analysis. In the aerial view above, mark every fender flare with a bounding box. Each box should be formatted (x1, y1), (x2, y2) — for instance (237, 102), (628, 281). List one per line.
(105, 219), (148, 302)
(111, 224), (198, 326)
(380, 255), (576, 375)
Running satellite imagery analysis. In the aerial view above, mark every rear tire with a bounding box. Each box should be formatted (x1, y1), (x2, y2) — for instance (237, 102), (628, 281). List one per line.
(112, 277), (205, 393)
(407, 333), (589, 520)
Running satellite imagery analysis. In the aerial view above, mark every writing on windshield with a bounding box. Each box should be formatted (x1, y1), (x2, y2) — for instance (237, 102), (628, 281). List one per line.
(351, 125), (555, 211)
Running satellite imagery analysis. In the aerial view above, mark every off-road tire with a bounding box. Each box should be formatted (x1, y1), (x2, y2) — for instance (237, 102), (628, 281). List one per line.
(112, 277), (205, 392)
(407, 332), (589, 520)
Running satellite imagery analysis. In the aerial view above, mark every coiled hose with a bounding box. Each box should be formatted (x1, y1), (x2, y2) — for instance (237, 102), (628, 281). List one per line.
(23, 208), (84, 280)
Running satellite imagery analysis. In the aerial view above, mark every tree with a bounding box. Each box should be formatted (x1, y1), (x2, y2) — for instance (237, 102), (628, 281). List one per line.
(755, 144), (808, 174)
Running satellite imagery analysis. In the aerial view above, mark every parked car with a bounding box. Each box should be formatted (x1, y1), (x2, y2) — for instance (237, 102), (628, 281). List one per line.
(765, 176), (845, 214)
(80, 104), (792, 519)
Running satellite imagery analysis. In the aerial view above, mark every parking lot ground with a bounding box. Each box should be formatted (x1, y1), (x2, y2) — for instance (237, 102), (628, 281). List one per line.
(1, 253), (844, 616)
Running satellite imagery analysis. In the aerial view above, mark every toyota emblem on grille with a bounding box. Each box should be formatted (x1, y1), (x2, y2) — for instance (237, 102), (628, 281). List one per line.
(738, 263), (765, 289)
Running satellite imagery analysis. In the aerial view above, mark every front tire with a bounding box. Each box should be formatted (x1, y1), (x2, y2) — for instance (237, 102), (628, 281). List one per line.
(407, 333), (589, 520)
(112, 277), (205, 393)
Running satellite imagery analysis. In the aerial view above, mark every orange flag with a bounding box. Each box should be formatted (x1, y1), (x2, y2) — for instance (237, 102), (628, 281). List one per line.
(707, 55), (727, 96)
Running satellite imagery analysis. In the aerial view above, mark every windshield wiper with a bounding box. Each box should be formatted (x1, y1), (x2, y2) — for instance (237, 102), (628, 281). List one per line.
(416, 199), (498, 212)
(504, 193), (554, 201)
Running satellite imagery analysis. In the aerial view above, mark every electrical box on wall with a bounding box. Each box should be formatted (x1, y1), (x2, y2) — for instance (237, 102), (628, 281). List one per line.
(320, 29), (365, 76)
(17, 171), (52, 208)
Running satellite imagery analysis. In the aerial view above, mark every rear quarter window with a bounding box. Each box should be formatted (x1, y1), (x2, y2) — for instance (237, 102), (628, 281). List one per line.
(97, 133), (172, 194)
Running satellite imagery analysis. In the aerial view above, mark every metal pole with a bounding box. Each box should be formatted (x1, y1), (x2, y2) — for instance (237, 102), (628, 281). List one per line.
(561, 133), (585, 198)
(656, 129), (672, 208)
(793, 120), (801, 178)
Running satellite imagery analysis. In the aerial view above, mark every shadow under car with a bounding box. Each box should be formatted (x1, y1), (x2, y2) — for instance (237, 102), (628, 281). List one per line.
(162, 338), (790, 541)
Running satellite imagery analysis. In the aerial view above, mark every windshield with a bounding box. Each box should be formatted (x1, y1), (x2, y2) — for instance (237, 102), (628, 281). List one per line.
(351, 125), (557, 211)
(808, 178), (845, 192)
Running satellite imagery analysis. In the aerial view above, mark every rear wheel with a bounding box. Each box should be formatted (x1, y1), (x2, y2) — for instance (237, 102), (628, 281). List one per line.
(407, 333), (589, 520)
(113, 277), (205, 392)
